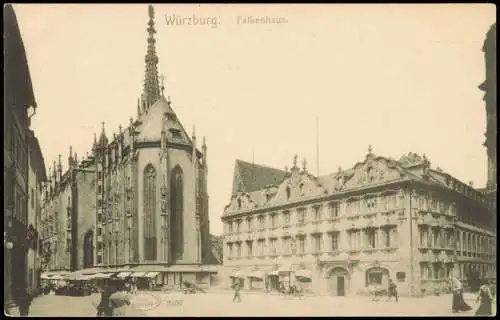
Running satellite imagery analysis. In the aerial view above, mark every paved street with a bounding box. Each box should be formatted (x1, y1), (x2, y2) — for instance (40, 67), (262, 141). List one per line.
(5, 291), (494, 317)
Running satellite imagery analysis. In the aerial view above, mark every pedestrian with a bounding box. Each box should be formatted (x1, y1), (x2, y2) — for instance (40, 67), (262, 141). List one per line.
(13, 285), (33, 316)
(475, 280), (493, 316)
(97, 281), (117, 317)
(387, 278), (398, 302)
(450, 277), (472, 313)
(232, 279), (242, 302)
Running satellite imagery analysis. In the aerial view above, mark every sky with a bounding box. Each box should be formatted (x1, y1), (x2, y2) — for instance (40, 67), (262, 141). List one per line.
(14, 4), (496, 236)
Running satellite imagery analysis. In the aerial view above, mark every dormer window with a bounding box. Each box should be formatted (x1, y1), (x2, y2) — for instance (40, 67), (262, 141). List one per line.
(169, 128), (181, 139)
(237, 198), (242, 209)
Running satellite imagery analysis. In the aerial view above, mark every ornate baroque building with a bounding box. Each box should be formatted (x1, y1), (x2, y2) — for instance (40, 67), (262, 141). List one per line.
(40, 5), (217, 288)
(221, 148), (496, 296)
(478, 22), (497, 201)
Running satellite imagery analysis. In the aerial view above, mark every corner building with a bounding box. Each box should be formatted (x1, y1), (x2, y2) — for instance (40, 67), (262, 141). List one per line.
(40, 5), (216, 288)
(221, 149), (496, 296)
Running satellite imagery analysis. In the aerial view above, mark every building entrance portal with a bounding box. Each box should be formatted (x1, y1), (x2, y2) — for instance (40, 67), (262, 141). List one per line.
(328, 267), (350, 296)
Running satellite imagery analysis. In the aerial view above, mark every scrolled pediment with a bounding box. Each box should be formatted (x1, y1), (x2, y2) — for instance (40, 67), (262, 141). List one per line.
(270, 171), (326, 204)
(343, 159), (402, 189)
(224, 192), (257, 213)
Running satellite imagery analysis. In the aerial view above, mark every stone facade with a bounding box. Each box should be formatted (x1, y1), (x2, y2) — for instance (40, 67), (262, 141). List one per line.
(39, 5), (216, 287)
(478, 23), (497, 204)
(221, 150), (496, 296)
(4, 4), (40, 306)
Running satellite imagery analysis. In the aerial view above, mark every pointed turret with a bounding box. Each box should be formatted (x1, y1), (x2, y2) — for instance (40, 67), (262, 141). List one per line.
(192, 125), (197, 162)
(142, 4), (161, 108)
(99, 121), (108, 146)
(68, 145), (73, 168)
(202, 136), (207, 167)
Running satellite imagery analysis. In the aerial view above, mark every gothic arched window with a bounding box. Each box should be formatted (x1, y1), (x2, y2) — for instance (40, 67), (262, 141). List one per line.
(170, 165), (184, 261)
(144, 164), (157, 261)
(286, 186), (291, 199)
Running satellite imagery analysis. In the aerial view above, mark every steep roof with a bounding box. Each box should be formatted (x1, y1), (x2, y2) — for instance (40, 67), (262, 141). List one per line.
(224, 151), (493, 215)
(231, 159), (287, 195)
(4, 4), (36, 115)
(27, 130), (47, 182)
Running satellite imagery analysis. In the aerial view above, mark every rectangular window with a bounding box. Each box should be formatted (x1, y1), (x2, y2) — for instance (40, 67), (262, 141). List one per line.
(329, 202), (339, 218)
(247, 218), (253, 231)
(297, 236), (306, 254)
(297, 208), (306, 223)
(246, 240), (253, 257)
(31, 189), (34, 209)
(228, 222), (233, 233)
(366, 229), (376, 249)
(313, 234), (322, 252)
(271, 214), (277, 228)
(313, 206), (321, 221)
(282, 237), (291, 254)
(384, 228), (392, 247)
(270, 238), (277, 254)
(258, 215), (265, 229)
(236, 220), (241, 233)
(257, 239), (265, 256)
(349, 230), (361, 250)
(236, 243), (242, 257)
(283, 212), (291, 225)
(331, 232), (339, 251)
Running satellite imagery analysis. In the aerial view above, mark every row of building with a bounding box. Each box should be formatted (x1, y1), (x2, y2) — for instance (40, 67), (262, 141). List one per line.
(219, 22), (497, 296)
(4, 4), (48, 306)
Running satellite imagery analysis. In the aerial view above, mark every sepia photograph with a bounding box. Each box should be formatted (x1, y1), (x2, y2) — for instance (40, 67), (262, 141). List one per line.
(3, 3), (496, 317)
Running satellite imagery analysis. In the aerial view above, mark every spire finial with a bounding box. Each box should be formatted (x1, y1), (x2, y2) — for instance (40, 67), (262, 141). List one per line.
(338, 165), (342, 173)
(101, 121), (105, 133)
(160, 74), (165, 96)
(142, 4), (160, 107)
(302, 158), (307, 171)
(69, 145), (73, 158)
(58, 154), (62, 166)
(192, 125), (196, 138)
(368, 144), (373, 154)
(118, 124), (122, 134)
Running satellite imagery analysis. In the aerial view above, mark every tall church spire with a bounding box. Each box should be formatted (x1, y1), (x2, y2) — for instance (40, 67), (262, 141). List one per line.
(142, 4), (161, 108)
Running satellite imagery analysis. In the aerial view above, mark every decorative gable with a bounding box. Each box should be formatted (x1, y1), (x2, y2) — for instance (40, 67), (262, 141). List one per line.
(270, 169), (326, 204)
(343, 158), (404, 189)
(224, 192), (257, 213)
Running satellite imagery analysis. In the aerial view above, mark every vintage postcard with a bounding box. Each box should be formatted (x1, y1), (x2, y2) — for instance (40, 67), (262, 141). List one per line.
(4, 3), (496, 317)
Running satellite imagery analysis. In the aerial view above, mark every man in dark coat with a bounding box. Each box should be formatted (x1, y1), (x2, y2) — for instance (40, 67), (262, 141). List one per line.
(13, 285), (33, 316)
(97, 281), (118, 317)
(387, 278), (398, 302)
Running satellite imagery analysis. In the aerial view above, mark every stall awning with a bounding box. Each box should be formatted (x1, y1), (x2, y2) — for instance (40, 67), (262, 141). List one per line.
(144, 272), (160, 278)
(93, 273), (113, 279)
(79, 274), (96, 281)
(41, 271), (68, 280)
(230, 271), (245, 278)
(117, 272), (132, 278)
(248, 271), (264, 280)
(295, 269), (312, 279)
(278, 265), (293, 273)
(131, 272), (147, 277)
(268, 270), (279, 276)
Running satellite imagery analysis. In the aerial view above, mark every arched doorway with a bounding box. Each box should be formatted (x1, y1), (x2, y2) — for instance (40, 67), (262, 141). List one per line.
(83, 230), (94, 268)
(327, 267), (350, 296)
(365, 266), (390, 287)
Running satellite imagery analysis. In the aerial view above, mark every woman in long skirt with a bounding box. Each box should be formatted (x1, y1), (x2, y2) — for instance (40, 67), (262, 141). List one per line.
(451, 277), (472, 313)
(475, 281), (493, 316)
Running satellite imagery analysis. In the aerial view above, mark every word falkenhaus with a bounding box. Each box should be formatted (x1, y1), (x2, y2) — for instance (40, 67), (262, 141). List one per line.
(165, 14), (218, 28)
(237, 16), (288, 25)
